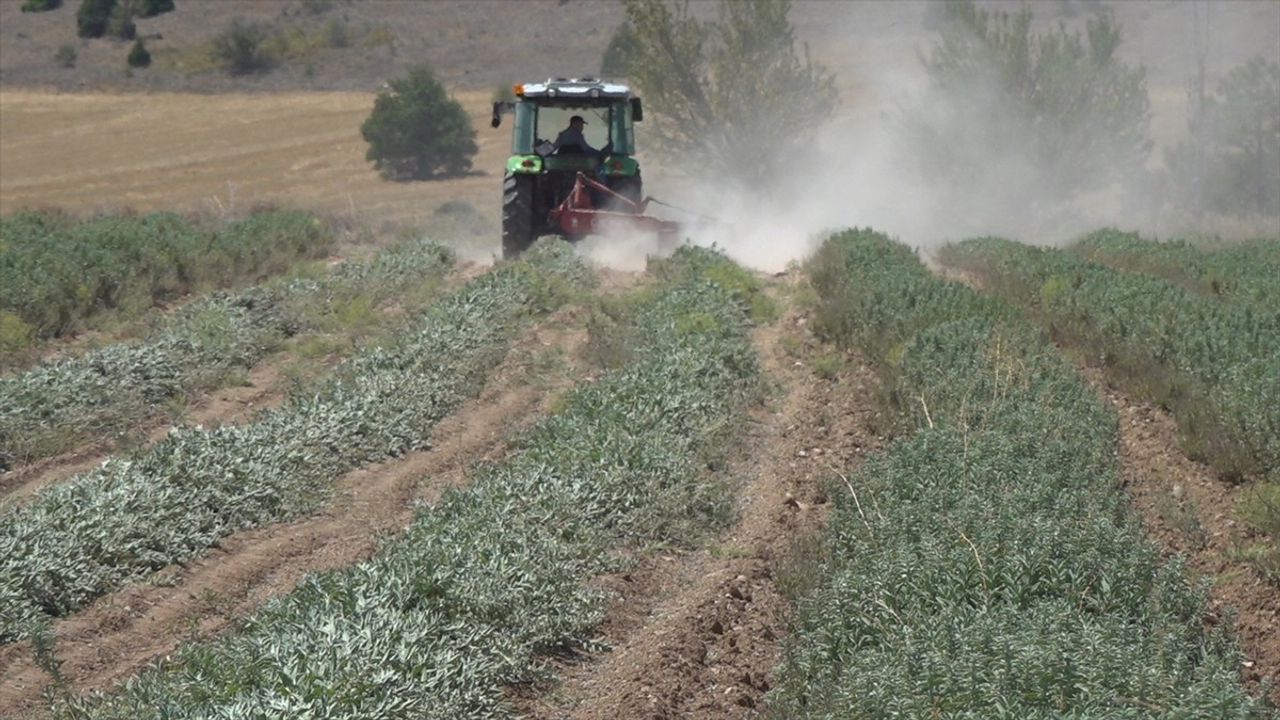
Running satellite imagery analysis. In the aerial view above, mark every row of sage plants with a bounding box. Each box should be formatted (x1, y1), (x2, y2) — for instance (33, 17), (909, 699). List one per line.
(942, 236), (1280, 582)
(53, 245), (761, 719)
(1069, 230), (1279, 308)
(0, 241), (591, 642)
(940, 236), (1280, 485)
(0, 210), (334, 347)
(766, 229), (1267, 717)
(0, 237), (456, 472)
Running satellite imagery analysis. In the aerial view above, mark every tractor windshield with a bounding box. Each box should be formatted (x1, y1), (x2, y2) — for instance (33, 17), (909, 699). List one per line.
(512, 100), (634, 156)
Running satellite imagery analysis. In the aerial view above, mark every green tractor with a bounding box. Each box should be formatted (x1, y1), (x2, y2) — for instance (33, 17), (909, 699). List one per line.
(492, 77), (674, 258)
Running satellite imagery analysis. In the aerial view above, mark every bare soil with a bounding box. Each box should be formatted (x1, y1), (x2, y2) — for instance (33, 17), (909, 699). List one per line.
(0, 303), (593, 718)
(1096, 376), (1280, 703)
(518, 278), (883, 719)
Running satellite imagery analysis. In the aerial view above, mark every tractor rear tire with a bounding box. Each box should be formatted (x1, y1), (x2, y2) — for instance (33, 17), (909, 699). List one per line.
(502, 172), (537, 259)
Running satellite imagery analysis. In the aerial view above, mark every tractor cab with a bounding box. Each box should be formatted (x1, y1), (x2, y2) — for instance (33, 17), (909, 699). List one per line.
(493, 78), (653, 257)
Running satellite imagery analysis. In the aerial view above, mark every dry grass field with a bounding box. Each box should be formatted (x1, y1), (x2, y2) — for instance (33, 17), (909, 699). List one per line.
(0, 89), (507, 236)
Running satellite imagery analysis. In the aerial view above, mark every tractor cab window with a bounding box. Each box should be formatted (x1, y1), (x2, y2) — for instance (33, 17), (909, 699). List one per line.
(535, 105), (611, 155)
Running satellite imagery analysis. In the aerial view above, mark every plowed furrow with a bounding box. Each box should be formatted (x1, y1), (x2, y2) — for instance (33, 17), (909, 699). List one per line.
(0, 305), (590, 718)
(522, 291), (882, 719)
(1099, 378), (1280, 702)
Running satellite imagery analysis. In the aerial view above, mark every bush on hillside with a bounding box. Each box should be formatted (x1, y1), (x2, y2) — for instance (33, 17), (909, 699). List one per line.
(54, 44), (77, 68)
(213, 19), (278, 76)
(135, 0), (174, 18)
(127, 38), (151, 68)
(76, 0), (113, 38)
(77, 0), (139, 40)
(21, 0), (62, 12)
(361, 65), (477, 181)
(105, 1), (135, 40)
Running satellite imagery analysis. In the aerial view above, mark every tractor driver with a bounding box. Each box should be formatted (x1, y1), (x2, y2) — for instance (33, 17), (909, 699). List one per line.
(553, 115), (610, 158)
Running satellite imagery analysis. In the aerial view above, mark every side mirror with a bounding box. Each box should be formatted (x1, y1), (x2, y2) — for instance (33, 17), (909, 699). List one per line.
(630, 97), (643, 122)
(491, 101), (514, 128)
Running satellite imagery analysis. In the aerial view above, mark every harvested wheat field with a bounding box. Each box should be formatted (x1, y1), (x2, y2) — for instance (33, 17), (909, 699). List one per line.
(0, 90), (505, 228)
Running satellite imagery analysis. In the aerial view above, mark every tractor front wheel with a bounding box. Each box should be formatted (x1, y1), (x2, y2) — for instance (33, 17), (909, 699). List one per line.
(502, 172), (536, 259)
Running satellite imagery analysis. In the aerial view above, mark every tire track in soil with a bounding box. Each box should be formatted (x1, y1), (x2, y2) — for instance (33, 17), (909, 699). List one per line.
(518, 281), (883, 720)
(0, 260), (490, 506)
(1090, 373), (1280, 703)
(0, 303), (593, 719)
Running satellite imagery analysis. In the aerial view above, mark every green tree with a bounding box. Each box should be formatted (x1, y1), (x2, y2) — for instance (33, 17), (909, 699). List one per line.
(77, 0), (114, 38)
(1167, 56), (1280, 220)
(127, 38), (151, 68)
(600, 20), (639, 78)
(914, 1), (1151, 211)
(361, 65), (477, 181)
(618, 0), (836, 188)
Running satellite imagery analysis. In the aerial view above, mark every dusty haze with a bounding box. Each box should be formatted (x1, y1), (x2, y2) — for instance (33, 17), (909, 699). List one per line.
(1, 1), (1277, 272)
(628, 0), (1280, 272)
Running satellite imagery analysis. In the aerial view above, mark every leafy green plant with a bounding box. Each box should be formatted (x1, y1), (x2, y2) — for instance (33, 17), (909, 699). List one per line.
(0, 242), (593, 642)
(361, 64), (477, 180)
(1069, 230), (1280, 308)
(48, 247), (759, 718)
(0, 210), (333, 351)
(104, 0), (135, 40)
(941, 235), (1280, 485)
(767, 229), (1267, 717)
(1239, 482), (1280, 583)
(76, 0), (114, 38)
(0, 236), (457, 471)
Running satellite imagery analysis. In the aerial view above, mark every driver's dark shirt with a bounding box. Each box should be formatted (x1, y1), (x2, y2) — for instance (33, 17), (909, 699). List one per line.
(553, 126), (600, 155)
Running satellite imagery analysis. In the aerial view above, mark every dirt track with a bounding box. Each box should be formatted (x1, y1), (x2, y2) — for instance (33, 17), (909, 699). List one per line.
(0, 303), (593, 718)
(519, 280), (883, 719)
(1100, 379), (1280, 703)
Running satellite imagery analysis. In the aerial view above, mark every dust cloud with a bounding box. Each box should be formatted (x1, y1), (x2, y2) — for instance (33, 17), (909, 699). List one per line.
(612, 0), (1280, 273)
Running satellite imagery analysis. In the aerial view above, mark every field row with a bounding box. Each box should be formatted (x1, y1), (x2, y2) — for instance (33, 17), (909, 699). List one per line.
(767, 229), (1267, 716)
(1070, 229), (1280, 308)
(0, 235), (456, 472)
(940, 236), (1280, 581)
(48, 245), (762, 718)
(0, 242), (591, 642)
(0, 210), (334, 359)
